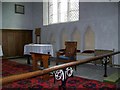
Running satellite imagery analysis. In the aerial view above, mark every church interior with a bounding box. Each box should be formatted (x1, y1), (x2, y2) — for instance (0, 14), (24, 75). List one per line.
(0, 1), (120, 89)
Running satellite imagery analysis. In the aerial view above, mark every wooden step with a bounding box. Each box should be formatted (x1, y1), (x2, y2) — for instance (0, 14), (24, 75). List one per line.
(103, 72), (120, 84)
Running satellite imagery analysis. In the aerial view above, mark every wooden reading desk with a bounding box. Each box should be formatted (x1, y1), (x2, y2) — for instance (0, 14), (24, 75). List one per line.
(24, 44), (54, 80)
(30, 52), (51, 71)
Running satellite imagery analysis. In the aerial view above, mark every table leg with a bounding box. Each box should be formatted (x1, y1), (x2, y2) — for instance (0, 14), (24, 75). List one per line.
(32, 58), (39, 71)
(27, 56), (31, 64)
(42, 55), (50, 80)
(25, 55), (31, 64)
(42, 56), (49, 68)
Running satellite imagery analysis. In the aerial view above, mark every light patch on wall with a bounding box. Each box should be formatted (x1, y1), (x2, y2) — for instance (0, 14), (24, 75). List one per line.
(71, 27), (81, 50)
(84, 26), (95, 50)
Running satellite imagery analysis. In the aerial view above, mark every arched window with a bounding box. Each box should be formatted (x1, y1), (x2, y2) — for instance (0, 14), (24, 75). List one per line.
(43, 0), (79, 25)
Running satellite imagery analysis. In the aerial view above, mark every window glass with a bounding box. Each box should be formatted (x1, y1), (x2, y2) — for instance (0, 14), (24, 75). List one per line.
(44, 0), (79, 25)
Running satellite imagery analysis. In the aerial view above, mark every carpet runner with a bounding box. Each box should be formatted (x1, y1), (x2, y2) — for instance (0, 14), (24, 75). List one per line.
(2, 59), (117, 89)
(2, 59), (33, 77)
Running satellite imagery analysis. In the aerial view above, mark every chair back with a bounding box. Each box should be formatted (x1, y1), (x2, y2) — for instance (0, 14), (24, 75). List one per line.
(64, 41), (77, 57)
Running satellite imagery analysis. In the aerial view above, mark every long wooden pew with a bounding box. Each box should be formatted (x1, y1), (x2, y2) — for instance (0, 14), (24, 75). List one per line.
(1, 51), (120, 85)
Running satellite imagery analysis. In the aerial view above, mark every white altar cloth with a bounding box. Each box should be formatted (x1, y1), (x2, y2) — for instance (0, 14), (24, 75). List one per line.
(24, 44), (54, 56)
(0, 45), (3, 56)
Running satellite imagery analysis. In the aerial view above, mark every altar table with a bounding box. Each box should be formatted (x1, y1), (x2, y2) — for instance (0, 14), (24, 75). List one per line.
(24, 44), (54, 64)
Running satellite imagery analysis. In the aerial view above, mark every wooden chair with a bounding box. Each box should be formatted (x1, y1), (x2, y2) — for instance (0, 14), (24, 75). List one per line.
(56, 41), (77, 70)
